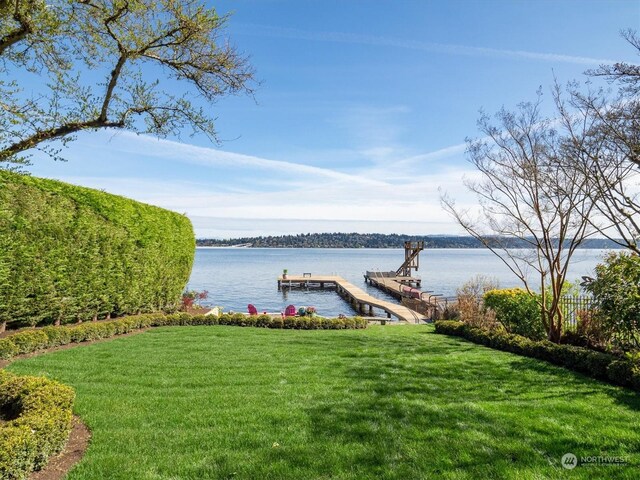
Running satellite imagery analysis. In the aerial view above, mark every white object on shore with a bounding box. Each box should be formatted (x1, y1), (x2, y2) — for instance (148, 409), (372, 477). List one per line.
(206, 306), (221, 316)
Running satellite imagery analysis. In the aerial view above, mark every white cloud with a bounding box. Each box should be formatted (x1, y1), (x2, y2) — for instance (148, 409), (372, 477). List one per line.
(50, 130), (483, 238)
(115, 132), (391, 187)
(237, 24), (618, 66)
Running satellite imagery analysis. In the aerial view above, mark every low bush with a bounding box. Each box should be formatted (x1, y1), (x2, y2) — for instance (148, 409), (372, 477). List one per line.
(484, 288), (545, 340)
(0, 370), (75, 480)
(8, 331), (50, 355)
(434, 320), (640, 391)
(456, 275), (499, 328)
(0, 313), (368, 361)
(585, 251), (640, 352)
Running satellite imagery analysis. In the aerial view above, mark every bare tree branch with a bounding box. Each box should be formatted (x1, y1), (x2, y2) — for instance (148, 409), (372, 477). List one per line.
(441, 95), (598, 342)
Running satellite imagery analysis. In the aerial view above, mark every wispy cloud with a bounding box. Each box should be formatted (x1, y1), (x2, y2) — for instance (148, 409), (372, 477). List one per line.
(46, 129), (483, 238)
(236, 24), (617, 66)
(117, 132), (390, 187)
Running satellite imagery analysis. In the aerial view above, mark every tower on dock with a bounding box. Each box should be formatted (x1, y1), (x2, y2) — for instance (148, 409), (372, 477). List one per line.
(395, 241), (424, 277)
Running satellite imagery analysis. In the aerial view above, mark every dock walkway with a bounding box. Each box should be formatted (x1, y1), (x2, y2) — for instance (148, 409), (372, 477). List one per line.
(277, 275), (425, 323)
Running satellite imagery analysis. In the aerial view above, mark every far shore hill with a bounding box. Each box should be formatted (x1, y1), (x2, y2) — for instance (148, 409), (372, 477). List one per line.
(196, 233), (624, 249)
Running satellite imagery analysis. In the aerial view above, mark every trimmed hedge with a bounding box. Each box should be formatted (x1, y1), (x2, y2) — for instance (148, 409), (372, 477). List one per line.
(0, 171), (195, 328)
(0, 370), (75, 480)
(0, 313), (369, 361)
(434, 320), (640, 392)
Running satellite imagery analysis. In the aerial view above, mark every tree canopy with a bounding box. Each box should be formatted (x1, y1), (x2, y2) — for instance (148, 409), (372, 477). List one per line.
(1, 0), (254, 168)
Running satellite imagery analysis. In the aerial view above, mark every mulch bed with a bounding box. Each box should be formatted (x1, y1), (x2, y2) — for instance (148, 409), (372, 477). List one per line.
(29, 416), (91, 480)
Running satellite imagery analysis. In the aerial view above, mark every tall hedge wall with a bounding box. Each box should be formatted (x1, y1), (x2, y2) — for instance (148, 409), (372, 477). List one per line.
(0, 171), (195, 327)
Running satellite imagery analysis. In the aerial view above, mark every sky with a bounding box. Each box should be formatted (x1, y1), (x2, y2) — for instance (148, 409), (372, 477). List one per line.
(22, 0), (640, 239)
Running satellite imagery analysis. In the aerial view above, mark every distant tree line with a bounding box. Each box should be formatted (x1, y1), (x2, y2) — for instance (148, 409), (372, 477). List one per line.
(196, 233), (621, 249)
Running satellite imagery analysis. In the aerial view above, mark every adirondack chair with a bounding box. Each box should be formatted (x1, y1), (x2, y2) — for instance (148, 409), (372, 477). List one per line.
(284, 305), (297, 317)
(247, 304), (258, 315)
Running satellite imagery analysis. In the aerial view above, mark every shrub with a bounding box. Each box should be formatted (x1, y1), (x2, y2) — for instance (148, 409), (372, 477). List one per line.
(484, 288), (544, 340)
(0, 339), (18, 360)
(270, 316), (284, 329)
(0, 170), (195, 328)
(456, 275), (499, 328)
(0, 370), (75, 479)
(8, 331), (50, 355)
(607, 358), (640, 390)
(0, 313), (369, 362)
(39, 326), (73, 347)
(181, 290), (209, 311)
(256, 314), (272, 328)
(434, 320), (639, 391)
(585, 251), (640, 351)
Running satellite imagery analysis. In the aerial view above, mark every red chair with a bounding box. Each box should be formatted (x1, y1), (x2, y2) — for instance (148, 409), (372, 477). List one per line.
(284, 305), (296, 317)
(247, 304), (258, 315)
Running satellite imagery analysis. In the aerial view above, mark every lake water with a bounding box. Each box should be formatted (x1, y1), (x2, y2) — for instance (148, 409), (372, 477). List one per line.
(187, 248), (611, 317)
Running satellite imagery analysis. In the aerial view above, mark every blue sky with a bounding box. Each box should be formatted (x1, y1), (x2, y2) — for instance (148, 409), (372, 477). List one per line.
(24, 0), (640, 238)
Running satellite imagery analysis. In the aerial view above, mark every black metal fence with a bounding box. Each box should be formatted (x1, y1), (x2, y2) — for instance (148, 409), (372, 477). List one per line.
(559, 295), (595, 329)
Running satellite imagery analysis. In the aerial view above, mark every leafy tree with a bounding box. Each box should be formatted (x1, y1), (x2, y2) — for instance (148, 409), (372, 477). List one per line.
(442, 95), (598, 343)
(585, 251), (640, 351)
(1, 0), (254, 168)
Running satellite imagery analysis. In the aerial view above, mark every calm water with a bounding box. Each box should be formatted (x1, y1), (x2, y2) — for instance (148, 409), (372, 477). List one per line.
(187, 248), (610, 317)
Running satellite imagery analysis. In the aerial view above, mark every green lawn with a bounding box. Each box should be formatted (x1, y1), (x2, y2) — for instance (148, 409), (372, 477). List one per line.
(7, 325), (640, 479)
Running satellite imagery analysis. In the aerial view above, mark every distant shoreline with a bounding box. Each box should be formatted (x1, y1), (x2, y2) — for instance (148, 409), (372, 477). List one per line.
(196, 246), (621, 249)
(196, 233), (624, 250)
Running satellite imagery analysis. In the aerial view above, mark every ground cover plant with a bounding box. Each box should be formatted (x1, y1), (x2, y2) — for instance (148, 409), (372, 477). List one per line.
(7, 325), (640, 479)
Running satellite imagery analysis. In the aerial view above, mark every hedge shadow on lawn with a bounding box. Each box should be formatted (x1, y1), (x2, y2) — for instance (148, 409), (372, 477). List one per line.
(505, 355), (640, 412)
(426, 328), (640, 411)
(300, 331), (639, 477)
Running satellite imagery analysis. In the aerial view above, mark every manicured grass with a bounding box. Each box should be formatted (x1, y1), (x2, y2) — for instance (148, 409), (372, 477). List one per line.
(7, 325), (640, 479)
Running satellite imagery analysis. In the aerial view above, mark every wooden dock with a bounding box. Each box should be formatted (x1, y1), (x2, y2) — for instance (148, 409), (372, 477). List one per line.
(364, 272), (421, 300)
(277, 275), (425, 323)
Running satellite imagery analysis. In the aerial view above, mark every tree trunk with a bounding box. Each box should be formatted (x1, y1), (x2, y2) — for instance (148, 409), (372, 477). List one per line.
(92, 314), (97, 322)
(546, 305), (563, 343)
(106, 312), (111, 320)
(0, 320), (5, 333)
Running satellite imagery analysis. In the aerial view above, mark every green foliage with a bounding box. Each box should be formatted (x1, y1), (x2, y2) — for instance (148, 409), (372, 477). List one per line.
(0, 313), (368, 361)
(197, 233), (620, 248)
(585, 251), (640, 351)
(1, 0), (254, 166)
(0, 370), (75, 480)
(484, 288), (544, 340)
(8, 330), (49, 355)
(435, 320), (640, 391)
(0, 171), (195, 326)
